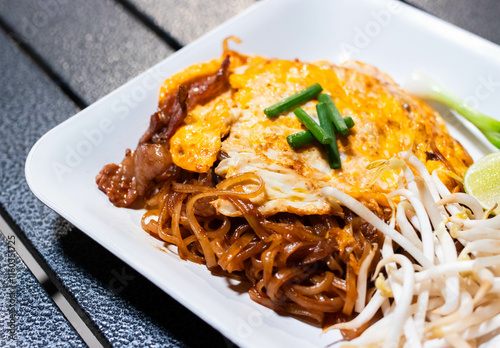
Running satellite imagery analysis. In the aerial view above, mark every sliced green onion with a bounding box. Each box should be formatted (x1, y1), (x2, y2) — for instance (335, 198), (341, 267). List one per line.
(286, 131), (314, 148)
(343, 116), (355, 130)
(293, 107), (332, 144)
(317, 102), (341, 169)
(286, 117), (355, 148)
(318, 94), (348, 135)
(264, 83), (323, 118)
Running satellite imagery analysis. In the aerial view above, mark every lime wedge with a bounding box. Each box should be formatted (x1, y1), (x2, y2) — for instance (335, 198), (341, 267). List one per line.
(464, 152), (500, 215)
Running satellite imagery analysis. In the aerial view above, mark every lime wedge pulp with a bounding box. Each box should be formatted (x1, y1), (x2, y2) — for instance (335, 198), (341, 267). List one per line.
(464, 152), (500, 215)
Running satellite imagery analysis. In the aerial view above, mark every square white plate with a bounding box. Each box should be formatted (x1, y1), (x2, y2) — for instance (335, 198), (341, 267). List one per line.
(26, 0), (500, 347)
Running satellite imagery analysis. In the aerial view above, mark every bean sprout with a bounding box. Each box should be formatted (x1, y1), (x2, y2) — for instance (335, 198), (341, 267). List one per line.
(323, 152), (500, 347)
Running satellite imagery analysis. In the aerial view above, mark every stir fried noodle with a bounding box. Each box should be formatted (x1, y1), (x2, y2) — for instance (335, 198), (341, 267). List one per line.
(141, 166), (384, 328)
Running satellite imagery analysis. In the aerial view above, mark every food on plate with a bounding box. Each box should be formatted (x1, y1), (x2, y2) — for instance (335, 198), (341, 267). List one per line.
(96, 40), (500, 345)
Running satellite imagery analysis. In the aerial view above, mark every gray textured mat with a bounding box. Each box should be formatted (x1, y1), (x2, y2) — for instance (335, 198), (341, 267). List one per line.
(0, 236), (85, 348)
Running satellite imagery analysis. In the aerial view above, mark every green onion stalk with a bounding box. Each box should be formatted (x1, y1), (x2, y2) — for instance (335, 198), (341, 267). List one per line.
(405, 70), (500, 149)
(318, 94), (349, 135)
(316, 102), (341, 169)
(264, 83), (323, 118)
(292, 107), (333, 144)
(286, 117), (355, 148)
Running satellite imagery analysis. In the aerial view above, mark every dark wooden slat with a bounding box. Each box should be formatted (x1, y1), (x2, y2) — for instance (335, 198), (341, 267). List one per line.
(0, 236), (85, 347)
(115, 0), (183, 51)
(403, 0), (500, 45)
(0, 29), (227, 347)
(124, 0), (257, 45)
(0, 17), (86, 109)
(0, 0), (174, 105)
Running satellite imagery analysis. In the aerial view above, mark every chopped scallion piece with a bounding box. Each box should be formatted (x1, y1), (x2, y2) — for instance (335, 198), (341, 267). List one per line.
(318, 94), (348, 135)
(316, 102), (341, 169)
(286, 131), (314, 148)
(286, 116), (355, 148)
(264, 83), (323, 118)
(293, 107), (332, 144)
(343, 116), (355, 130)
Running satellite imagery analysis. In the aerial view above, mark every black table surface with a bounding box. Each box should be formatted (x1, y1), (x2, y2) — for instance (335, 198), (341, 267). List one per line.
(0, 0), (499, 347)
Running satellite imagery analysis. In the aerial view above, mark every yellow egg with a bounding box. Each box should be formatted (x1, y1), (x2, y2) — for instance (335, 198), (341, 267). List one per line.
(170, 99), (231, 173)
(166, 54), (472, 217)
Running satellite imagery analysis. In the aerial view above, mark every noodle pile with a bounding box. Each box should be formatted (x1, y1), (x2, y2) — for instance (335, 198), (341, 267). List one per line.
(140, 165), (384, 328)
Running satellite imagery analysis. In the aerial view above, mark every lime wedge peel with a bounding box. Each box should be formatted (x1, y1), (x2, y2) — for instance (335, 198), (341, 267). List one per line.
(464, 152), (500, 215)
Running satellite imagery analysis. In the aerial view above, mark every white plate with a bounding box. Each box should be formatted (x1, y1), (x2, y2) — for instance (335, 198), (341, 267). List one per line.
(25, 0), (500, 347)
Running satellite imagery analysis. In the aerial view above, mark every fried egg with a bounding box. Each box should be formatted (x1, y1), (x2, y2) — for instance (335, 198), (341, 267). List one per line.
(167, 53), (473, 217)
